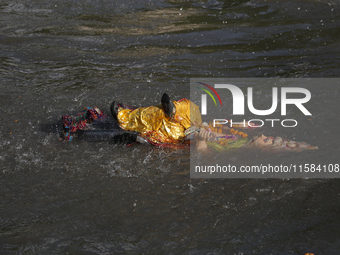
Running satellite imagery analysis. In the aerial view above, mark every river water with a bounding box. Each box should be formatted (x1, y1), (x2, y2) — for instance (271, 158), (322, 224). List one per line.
(1, 0), (340, 254)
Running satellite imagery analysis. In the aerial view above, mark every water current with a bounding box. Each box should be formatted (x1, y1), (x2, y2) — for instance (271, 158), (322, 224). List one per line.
(1, 0), (340, 254)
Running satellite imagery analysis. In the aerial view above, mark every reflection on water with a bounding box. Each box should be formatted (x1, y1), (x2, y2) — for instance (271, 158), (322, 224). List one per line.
(78, 8), (211, 35)
(1, 0), (340, 254)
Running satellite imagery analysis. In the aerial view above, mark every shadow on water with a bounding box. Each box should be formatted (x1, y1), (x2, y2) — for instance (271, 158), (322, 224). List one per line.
(39, 122), (63, 137)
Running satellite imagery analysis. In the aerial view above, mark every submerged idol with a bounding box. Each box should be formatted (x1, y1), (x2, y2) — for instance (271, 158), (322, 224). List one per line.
(61, 93), (318, 152)
(62, 93), (202, 148)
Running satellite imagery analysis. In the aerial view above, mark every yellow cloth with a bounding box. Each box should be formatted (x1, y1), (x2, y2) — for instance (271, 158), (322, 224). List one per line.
(117, 99), (202, 145)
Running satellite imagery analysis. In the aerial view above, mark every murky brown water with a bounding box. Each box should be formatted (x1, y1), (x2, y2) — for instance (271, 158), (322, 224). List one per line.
(1, 0), (340, 254)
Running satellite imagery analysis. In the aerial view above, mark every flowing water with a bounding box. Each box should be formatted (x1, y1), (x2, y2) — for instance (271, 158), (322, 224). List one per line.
(1, 0), (340, 254)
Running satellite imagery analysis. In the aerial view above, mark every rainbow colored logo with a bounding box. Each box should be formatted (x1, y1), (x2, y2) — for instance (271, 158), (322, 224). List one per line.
(196, 82), (223, 107)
